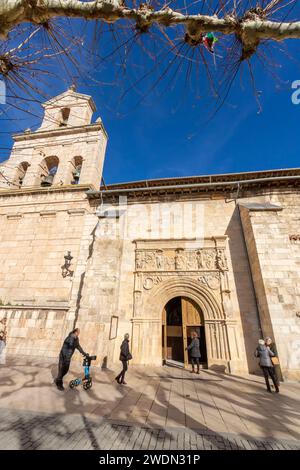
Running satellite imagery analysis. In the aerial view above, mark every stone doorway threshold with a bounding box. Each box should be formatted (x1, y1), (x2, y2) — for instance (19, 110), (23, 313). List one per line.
(165, 359), (184, 368)
(165, 360), (208, 370)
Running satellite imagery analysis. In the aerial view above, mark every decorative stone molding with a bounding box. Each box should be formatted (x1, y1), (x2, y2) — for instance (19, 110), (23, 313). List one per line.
(40, 210), (56, 218)
(13, 122), (105, 142)
(135, 246), (228, 272)
(6, 213), (22, 220)
(67, 208), (86, 216)
(133, 238), (231, 320)
(143, 276), (163, 290)
(135, 271), (228, 296)
(131, 237), (239, 369)
(198, 273), (220, 290)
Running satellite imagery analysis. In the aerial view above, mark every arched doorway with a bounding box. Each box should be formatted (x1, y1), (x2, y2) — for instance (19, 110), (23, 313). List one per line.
(162, 296), (207, 368)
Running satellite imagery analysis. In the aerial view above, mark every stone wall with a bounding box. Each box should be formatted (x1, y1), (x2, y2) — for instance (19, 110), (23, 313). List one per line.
(75, 196), (262, 374)
(0, 188), (89, 306)
(0, 306), (69, 357)
(0, 182), (298, 379)
(240, 191), (300, 380)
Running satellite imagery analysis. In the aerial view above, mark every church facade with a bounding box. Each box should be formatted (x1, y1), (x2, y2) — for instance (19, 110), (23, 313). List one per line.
(0, 89), (299, 380)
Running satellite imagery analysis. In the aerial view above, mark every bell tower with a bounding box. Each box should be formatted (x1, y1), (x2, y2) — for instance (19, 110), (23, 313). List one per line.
(0, 87), (108, 190)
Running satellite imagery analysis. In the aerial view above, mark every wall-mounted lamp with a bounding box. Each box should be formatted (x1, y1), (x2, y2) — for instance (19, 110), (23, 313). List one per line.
(61, 251), (73, 278)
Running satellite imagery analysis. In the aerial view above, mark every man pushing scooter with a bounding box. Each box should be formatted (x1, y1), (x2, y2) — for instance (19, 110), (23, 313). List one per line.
(54, 328), (88, 391)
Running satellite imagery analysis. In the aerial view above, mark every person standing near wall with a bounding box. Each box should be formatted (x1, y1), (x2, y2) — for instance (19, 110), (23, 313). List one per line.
(265, 337), (283, 386)
(255, 339), (279, 393)
(54, 328), (88, 391)
(115, 333), (132, 385)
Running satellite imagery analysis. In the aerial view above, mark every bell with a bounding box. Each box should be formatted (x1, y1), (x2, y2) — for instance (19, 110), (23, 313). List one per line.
(41, 174), (54, 187)
(74, 165), (81, 178)
(71, 166), (81, 185)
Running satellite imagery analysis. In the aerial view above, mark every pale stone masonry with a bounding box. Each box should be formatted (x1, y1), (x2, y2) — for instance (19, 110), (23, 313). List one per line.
(240, 198), (300, 380)
(0, 88), (299, 380)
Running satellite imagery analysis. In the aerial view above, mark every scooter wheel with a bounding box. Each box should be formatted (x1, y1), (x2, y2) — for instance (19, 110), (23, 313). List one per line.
(83, 379), (92, 390)
(69, 380), (76, 389)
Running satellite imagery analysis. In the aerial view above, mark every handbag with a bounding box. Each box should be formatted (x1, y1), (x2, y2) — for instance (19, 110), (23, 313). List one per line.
(271, 356), (279, 366)
(127, 352), (132, 361)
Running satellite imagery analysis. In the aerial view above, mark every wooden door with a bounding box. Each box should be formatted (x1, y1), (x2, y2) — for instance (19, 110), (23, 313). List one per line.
(181, 297), (202, 368)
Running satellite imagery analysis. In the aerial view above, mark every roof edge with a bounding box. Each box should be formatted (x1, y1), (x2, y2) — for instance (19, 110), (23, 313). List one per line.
(101, 168), (300, 191)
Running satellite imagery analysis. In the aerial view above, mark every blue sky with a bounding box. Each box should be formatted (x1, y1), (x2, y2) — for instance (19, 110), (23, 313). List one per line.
(0, 15), (300, 185)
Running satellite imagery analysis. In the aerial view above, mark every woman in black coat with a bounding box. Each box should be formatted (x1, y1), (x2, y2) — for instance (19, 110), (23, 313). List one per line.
(115, 333), (132, 385)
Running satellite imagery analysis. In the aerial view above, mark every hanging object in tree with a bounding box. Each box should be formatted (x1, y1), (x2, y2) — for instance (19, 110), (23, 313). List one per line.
(203, 32), (218, 54)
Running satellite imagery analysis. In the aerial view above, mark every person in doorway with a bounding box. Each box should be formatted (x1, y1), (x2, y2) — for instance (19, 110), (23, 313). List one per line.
(255, 339), (279, 393)
(265, 337), (283, 386)
(186, 331), (201, 374)
(115, 333), (132, 385)
(54, 328), (88, 391)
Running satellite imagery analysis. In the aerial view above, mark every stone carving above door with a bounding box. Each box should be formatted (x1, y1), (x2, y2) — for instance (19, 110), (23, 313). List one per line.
(143, 276), (163, 290)
(135, 247), (228, 272)
(138, 271), (224, 293)
(198, 273), (220, 290)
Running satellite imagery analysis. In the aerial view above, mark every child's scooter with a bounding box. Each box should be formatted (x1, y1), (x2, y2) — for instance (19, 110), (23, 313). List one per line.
(69, 354), (97, 390)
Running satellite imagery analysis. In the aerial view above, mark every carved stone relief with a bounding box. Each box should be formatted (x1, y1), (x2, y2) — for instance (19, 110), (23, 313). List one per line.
(222, 294), (233, 318)
(216, 249), (228, 271)
(135, 247), (228, 272)
(143, 276), (163, 290)
(198, 274), (220, 290)
(133, 243), (230, 320)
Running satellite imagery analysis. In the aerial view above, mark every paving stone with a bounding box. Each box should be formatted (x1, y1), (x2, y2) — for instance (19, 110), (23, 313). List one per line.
(1, 364), (300, 452)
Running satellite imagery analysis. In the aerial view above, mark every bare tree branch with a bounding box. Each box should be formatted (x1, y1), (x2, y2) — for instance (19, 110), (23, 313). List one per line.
(0, 1), (299, 61)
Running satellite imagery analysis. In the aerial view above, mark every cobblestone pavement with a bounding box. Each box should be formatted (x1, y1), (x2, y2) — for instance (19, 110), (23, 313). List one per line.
(0, 357), (300, 450)
(0, 408), (300, 450)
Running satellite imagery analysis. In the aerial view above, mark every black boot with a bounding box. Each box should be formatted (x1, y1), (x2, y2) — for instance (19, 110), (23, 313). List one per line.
(54, 378), (64, 391)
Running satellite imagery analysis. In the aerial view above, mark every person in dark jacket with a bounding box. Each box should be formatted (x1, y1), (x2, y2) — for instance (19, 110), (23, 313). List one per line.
(265, 337), (283, 385)
(54, 328), (87, 391)
(186, 331), (201, 374)
(255, 339), (279, 393)
(115, 333), (132, 385)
